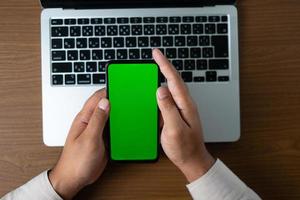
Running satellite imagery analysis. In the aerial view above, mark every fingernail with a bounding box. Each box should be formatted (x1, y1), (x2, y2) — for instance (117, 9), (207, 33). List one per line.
(98, 98), (109, 111)
(155, 48), (162, 55)
(157, 87), (169, 100)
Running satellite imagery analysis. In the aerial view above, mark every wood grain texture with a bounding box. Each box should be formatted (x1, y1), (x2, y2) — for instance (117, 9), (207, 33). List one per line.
(0, 0), (300, 199)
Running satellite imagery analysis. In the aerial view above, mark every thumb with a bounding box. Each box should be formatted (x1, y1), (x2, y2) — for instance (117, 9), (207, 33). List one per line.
(85, 98), (110, 139)
(157, 87), (182, 128)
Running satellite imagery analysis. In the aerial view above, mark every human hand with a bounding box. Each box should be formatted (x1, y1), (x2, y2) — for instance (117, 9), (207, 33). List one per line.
(49, 89), (110, 199)
(153, 49), (215, 182)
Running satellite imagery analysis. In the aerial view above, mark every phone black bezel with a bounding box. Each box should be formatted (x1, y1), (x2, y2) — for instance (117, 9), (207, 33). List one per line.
(106, 60), (160, 162)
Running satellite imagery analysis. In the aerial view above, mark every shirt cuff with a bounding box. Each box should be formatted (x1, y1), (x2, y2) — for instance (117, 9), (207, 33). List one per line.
(2, 170), (63, 200)
(186, 159), (258, 200)
(42, 170), (64, 200)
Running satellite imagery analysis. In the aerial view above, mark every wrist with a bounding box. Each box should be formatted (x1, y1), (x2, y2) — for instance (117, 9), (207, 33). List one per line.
(48, 168), (82, 200)
(179, 150), (215, 183)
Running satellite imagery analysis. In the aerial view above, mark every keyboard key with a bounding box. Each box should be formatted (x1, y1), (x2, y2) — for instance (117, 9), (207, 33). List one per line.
(117, 49), (128, 59)
(172, 60), (183, 70)
(52, 51), (66, 61)
(130, 17), (142, 23)
(86, 62), (97, 72)
(104, 49), (115, 60)
(101, 37), (112, 48)
(52, 75), (63, 85)
(126, 37), (137, 47)
(64, 38), (75, 48)
(98, 62), (107, 72)
(190, 48), (201, 58)
(74, 62), (85, 72)
(132, 25), (143, 35)
(181, 72), (192, 82)
(64, 18), (76, 25)
(162, 36), (173, 46)
(205, 24), (216, 34)
(104, 18), (116, 24)
(70, 26), (81, 36)
(138, 37), (149, 47)
(203, 47), (213, 58)
(178, 48), (189, 58)
(166, 48), (176, 58)
(193, 24), (204, 34)
(221, 16), (228, 22)
(143, 17), (155, 23)
(169, 16), (181, 23)
(92, 50), (103, 60)
(52, 62), (72, 73)
(77, 74), (91, 84)
(196, 16), (207, 22)
(91, 18), (103, 24)
(141, 49), (152, 59)
(168, 24), (180, 35)
(157, 17), (168, 23)
(144, 25), (155, 35)
(95, 26), (105, 36)
(113, 37), (124, 48)
(51, 19), (63, 25)
(218, 76), (229, 82)
(156, 24), (167, 35)
(93, 74), (106, 84)
(52, 39), (62, 49)
(217, 24), (228, 34)
(65, 74), (76, 85)
(206, 71), (217, 82)
(150, 36), (161, 47)
(196, 59), (208, 70)
(119, 25), (130, 35)
(82, 26), (93, 36)
(89, 38), (100, 48)
(183, 16), (194, 23)
(51, 27), (68, 37)
(107, 25), (118, 36)
(79, 50), (90, 60)
(129, 49), (140, 59)
(194, 76), (205, 82)
(175, 36), (185, 46)
(199, 36), (210, 46)
(181, 24), (191, 34)
(187, 36), (198, 46)
(78, 18), (89, 24)
(209, 16), (220, 22)
(211, 36), (228, 57)
(209, 59), (229, 69)
(67, 50), (78, 60)
(117, 17), (129, 24)
(76, 38), (87, 48)
(184, 60), (195, 70)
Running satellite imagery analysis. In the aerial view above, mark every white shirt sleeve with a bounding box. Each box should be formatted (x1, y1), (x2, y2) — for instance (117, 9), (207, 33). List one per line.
(186, 159), (261, 200)
(1, 171), (63, 200)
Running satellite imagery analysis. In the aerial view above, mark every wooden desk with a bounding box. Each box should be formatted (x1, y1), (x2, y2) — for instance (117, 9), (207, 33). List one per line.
(0, 0), (300, 199)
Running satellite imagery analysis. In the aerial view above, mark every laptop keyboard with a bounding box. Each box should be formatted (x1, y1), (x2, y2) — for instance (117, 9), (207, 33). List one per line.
(50, 15), (229, 86)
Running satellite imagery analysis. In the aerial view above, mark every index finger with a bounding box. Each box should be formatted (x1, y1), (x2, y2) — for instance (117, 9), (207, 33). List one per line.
(152, 49), (193, 110)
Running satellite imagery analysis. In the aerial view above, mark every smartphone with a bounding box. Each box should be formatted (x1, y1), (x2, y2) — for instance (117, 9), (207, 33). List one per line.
(106, 60), (159, 161)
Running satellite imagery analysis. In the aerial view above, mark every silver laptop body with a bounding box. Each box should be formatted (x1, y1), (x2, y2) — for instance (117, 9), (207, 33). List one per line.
(41, 1), (240, 146)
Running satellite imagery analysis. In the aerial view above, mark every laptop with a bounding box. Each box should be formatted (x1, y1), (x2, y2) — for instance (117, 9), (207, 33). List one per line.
(40, 0), (240, 146)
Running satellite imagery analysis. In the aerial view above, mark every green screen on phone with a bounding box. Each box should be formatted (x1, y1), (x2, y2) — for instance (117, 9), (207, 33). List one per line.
(107, 62), (159, 161)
